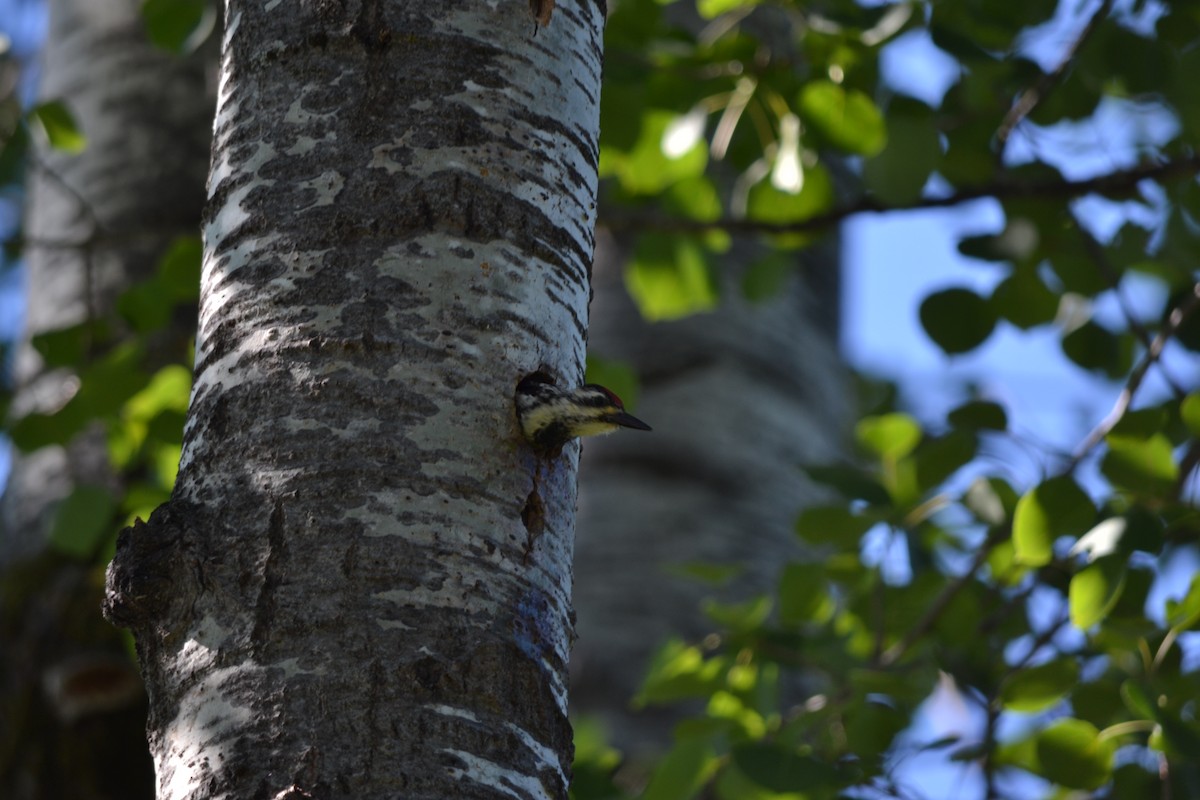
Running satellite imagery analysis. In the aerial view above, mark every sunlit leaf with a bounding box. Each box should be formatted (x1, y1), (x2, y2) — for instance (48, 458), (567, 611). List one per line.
(1179, 393), (1200, 437)
(1069, 555), (1126, 629)
(1014, 477), (1094, 566)
(856, 412), (921, 461)
(30, 100), (86, 153)
(625, 234), (718, 321)
(1102, 433), (1178, 496)
(798, 81), (886, 156)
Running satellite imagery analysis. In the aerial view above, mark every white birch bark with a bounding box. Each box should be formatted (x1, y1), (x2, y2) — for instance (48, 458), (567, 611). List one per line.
(105, 2), (605, 798)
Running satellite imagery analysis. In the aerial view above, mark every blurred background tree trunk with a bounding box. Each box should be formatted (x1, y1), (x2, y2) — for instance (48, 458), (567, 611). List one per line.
(0, 1), (213, 796)
(573, 230), (847, 757)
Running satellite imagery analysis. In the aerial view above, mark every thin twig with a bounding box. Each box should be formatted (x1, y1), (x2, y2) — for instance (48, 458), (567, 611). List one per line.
(1073, 280), (1200, 463)
(994, 0), (1115, 156)
(1070, 208), (1187, 396)
(876, 530), (1003, 668)
(601, 154), (1200, 236)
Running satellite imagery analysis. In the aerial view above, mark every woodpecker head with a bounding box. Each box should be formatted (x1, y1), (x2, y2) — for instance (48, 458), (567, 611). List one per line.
(515, 373), (652, 454)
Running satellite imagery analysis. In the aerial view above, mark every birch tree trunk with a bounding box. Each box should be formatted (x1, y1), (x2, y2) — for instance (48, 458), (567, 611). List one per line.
(1, 1), (212, 796)
(104, 2), (604, 798)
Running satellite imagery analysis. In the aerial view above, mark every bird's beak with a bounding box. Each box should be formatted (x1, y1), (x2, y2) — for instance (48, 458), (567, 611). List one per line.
(607, 411), (652, 431)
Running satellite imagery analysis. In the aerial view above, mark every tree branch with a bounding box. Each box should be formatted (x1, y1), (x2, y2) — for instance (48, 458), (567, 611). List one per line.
(994, 0), (1115, 156)
(1073, 280), (1200, 463)
(600, 154), (1200, 236)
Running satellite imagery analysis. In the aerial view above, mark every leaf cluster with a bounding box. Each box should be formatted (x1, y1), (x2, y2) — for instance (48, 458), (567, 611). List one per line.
(578, 0), (1200, 797)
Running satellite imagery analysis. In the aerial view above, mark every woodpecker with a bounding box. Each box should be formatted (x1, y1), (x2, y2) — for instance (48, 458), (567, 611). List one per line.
(516, 373), (651, 454)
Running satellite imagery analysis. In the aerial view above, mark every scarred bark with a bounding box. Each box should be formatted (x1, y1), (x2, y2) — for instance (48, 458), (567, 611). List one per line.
(105, 2), (604, 798)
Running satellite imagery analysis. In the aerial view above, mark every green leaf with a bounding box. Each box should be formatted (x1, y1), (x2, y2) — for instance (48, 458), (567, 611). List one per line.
(797, 81), (886, 156)
(1178, 393), (1200, 437)
(601, 110), (707, 195)
(731, 743), (839, 794)
(778, 563), (831, 624)
(1061, 321), (1126, 377)
(696, 0), (757, 19)
(702, 595), (771, 632)
(794, 505), (875, 546)
(49, 485), (117, 560)
(31, 322), (105, 369)
(0, 123), (30, 184)
(948, 400), (1007, 431)
(1102, 433), (1179, 496)
(1034, 718), (1113, 790)
(1013, 476), (1094, 566)
(990, 269), (1060, 330)
(844, 699), (907, 758)
(919, 287), (997, 355)
(158, 236), (203, 300)
(637, 640), (726, 706)
(856, 412), (921, 461)
(741, 254), (793, 303)
(1001, 658), (1078, 712)
(1069, 555), (1126, 629)
(119, 281), (174, 333)
(1165, 573), (1200, 630)
(801, 464), (891, 505)
(142, 0), (212, 53)
(863, 98), (939, 204)
(914, 429), (977, 491)
(641, 736), (718, 800)
(30, 100), (87, 153)
(744, 164), (834, 248)
(625, 234), (717, 321)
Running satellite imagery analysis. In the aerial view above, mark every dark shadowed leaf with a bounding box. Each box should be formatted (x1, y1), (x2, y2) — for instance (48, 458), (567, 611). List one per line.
(1034, 718), (1113, 790)
(731, 743), (840, 793)
(1001, 658), (1078, 712)
(920, 287), (996, 355)
(49, 485), (116, 560)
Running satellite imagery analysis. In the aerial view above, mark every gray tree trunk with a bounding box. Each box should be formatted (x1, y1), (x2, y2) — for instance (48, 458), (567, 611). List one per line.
(1, 1), (212, 797)
(573, 233), (847, 756)
(104, 2), (605, 798)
